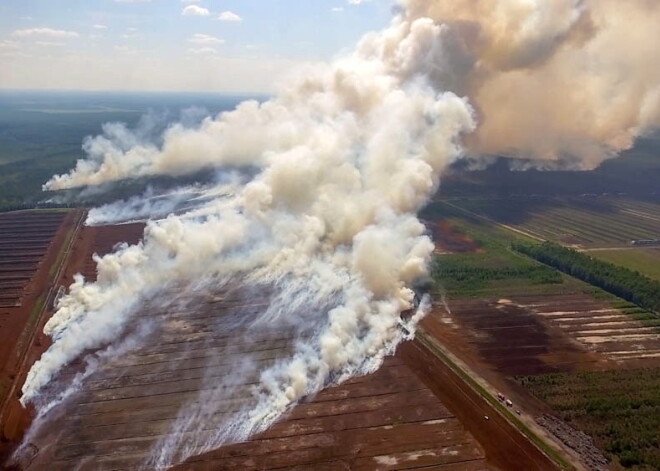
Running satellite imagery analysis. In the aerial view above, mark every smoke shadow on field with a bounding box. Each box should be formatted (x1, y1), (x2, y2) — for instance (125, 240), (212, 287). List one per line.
(450, 301), (586, 376)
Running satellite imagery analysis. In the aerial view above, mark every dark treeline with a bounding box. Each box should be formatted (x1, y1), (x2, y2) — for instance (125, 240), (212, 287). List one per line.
(513, 241), (660, 314)
(0, 202), (74, 214)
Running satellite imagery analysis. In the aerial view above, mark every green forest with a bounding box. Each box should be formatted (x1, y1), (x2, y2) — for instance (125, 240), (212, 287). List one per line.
(519, 368), (660, 470)
(513, 242), (660, 314)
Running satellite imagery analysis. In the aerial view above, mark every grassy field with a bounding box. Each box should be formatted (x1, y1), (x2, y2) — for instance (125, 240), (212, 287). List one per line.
(590, 248), (660, 282)
(518, 368), (660, 470)
(447, 197), (660, 248)
(424, 201), (582, 298)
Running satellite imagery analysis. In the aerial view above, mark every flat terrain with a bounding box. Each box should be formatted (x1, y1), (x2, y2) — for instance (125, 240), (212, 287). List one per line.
(0, 91), (261, 211)
(425, 220), (482, 254)
(428, 294), (660, 376)
(589, 248), (660, 282)
(0, 210), (82, 443)
(446, 197), (660, 249)
(3, 222), (565, 471)
(519, 368), (660, 470)
(14, 295), (496, 471)
(422, 195), (660, 470)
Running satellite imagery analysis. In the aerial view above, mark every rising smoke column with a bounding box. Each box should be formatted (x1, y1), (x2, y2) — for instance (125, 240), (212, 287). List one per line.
(44, 0), (660, 191)
(23, 2), (478, 432)
(21, 0), (660, 466)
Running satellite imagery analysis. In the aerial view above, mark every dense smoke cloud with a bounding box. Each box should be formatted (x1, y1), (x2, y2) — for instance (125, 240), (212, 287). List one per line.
(20, 0), (659, 468)
(45, 0), (660, 192)
(402, 0), (660, 167)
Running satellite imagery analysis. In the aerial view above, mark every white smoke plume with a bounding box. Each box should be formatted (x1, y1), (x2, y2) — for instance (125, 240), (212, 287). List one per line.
(19, 0), (659, 468)
(85, 176), (243, 226)
(401, 0), (660, 167)
(45, 0), (660, 192)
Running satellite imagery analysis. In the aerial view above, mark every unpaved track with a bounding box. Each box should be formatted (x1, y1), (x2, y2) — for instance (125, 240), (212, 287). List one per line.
(398, 337), (561, 471)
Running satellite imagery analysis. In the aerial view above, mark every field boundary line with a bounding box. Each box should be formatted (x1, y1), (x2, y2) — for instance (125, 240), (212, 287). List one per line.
(0, 209), (86, 423)
(415, 330), (577, 471)
(439, 200), (546, 242)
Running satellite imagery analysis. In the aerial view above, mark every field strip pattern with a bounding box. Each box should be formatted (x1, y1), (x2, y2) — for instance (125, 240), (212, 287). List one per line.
(522, 297), (660, 362)
(21, 293), (492, 471)
(451, 197), (660, 247)
(0, 212), (66, 309)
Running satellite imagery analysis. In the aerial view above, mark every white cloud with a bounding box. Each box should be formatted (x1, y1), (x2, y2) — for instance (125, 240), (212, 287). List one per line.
(0, 40), (19, 50)
(114, 45), (138, 54)
(11, 28), (79, 39)
(0, 50), (30, 58)
(348, 0), (372, 4)
(188, 34), (224, 45)
(35, 41), (65, 47)
(114, 0), (155, 3)
(187, 47), (217, 55)
(182, 5), (210, 16)
(332, 7), (344, 12)
(218, 11), (242, 22)
(92, 24), (108, 30)
(0, 52), (303, 93)
(181, 0), (200, 2)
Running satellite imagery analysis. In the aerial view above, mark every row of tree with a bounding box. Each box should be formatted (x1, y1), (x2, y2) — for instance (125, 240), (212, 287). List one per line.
(513, 241), (660, 314)
(0, 201), (74, 214)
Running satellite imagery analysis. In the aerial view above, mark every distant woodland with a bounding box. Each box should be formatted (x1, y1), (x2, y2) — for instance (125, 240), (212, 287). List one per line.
(513, 242), (660, 315)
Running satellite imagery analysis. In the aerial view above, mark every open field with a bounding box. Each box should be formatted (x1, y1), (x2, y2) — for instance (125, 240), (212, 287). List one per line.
(19, 343), (497, 471)
(422, 203), (660, 470)
(589, 248), (660, 282)
(519, 368), (660, 470)
(9, 279), (500, 470)
(445, 197), (660, 249)
(0, 211), (83, 427)
(0, 212), (65, 308)
(0, 211), (84, 456)
(422, 292), (660, 470)
(0, 217), (143, 460)
(431, 295), (660, 376)
(2, 222), (568, 471)
(425, 220), (483, 254)
(424, 203), (577, 299)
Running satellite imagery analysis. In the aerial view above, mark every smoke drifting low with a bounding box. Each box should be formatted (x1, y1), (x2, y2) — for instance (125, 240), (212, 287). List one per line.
(20, 0), (659, 468)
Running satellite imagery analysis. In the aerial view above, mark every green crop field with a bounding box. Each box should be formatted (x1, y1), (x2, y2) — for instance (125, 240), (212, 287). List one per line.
(590, 248), (660, 282)
(518, 368), (660, 470)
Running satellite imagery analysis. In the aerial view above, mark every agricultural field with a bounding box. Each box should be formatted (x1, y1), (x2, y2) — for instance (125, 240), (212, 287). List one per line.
(0, 210), (83, 443)
(9, 224), (506, 471)
(445, 197), (660, 249)
(2, 221), (569, 471)
(424, 203), (575, 299)
(518, 368), (660, 470)
(590, 248), (660, 282)
(0, 212), (66, 308)
(423, 204), (660, 470)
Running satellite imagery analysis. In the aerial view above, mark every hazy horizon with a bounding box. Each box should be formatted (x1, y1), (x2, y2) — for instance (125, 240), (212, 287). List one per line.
(0, 0), (393, 94)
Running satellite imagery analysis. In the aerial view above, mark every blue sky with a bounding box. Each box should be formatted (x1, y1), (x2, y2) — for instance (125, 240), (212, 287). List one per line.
(0, 0), (394, 93)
